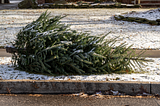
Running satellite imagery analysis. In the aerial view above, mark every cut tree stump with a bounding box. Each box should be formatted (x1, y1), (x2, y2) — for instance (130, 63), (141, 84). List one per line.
(6, 47), (26, 54)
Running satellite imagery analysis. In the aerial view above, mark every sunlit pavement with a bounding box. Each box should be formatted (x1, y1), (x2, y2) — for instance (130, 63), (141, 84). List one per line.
(0, 94), (159, 106)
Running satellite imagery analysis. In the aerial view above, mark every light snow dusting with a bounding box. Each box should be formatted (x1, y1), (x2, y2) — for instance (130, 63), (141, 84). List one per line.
(0, 9), (160, 49)
(1, 57), (160, 82)
(122, 8), (160, 21)
(1, 9), (160, 81)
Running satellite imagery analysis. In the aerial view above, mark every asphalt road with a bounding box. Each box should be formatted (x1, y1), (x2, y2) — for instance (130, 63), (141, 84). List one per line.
(0, 0), (22, 10)
(0, 94), (160, 106)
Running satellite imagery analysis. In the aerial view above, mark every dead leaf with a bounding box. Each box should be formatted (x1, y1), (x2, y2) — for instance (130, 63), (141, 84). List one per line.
(28, 94), (42, 97)
(132, 78), (136, 80)
(135, 96), (143, 98)
(126, 70), (129, 73)
(80, 94), (88, 98)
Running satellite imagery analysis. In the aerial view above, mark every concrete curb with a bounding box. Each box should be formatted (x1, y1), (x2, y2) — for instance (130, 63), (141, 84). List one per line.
(1, 80), (158, 95)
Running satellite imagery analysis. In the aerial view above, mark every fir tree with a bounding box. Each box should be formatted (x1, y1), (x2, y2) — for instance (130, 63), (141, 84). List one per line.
(11, 11), (150, 76)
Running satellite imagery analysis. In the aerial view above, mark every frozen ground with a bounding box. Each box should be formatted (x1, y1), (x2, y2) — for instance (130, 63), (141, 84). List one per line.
(122, 8), (160, 21)
(1, 57), (160, 82)
(1, 9), (160, 81)
(0, 9), (160, 49)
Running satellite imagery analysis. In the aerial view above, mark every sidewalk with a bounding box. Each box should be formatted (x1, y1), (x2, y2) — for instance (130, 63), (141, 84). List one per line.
(0, 94), (160, 106)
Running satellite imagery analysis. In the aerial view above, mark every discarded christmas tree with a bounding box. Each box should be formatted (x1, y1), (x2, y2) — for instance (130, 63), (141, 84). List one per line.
(11, 11), (149, 76)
